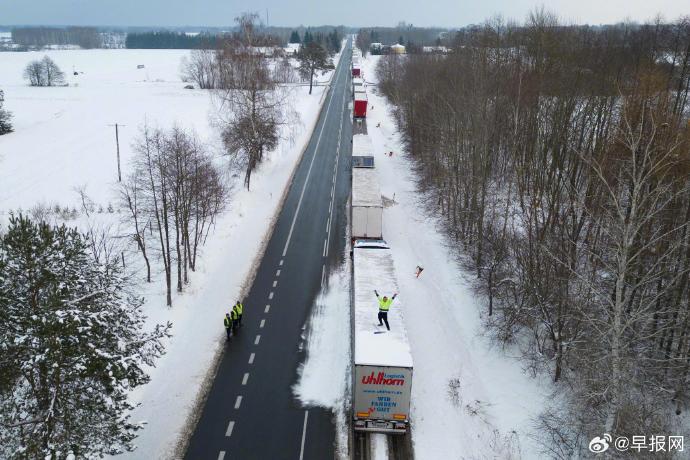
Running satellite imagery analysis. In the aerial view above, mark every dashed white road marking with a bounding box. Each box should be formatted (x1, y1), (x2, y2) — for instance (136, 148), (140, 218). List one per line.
(242, 373), (249, 386)
(218, 451), (226, 460)
(322, 238), (327, 257)
(276, 269), (281, 277)
(260, 319), (265, 328)
(225, 421), (235, 437)
(265, 304), (270, 313)
(281, 61), (342, 258)
(269, 292), (274, 300)
(234, 396), (242, 409)
(299, 410), (309, 460)
(321, 265), (326, 287)
(272, 280), (277, 287)
(248, 353), (255, 364)
(279, 259), (284, 266)
(254, 335), (261, 345)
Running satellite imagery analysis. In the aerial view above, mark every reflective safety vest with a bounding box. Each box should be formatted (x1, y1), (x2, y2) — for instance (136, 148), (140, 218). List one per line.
(235, 302), (243, 315)
(378, 297), (393, 312)
(230, 309), (238, 320)
(224, 316), (232, 328)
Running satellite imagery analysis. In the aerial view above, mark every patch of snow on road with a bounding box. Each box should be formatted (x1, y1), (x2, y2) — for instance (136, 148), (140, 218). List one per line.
(294, 261), (351, 459)
(371, 433), (388, 460)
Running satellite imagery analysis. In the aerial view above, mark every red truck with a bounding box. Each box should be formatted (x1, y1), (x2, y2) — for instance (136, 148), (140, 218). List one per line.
(354, 92), (367, 118)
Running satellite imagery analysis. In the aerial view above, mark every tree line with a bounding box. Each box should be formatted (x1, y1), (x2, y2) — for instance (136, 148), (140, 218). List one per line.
(375, 12), (690, 457)
(125, 31), (223, 49)
(11, 26), (102, 49)
(289, 28), (343, 54)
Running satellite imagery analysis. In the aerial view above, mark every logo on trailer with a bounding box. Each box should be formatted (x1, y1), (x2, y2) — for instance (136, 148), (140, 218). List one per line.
(361, 371), (405, 386)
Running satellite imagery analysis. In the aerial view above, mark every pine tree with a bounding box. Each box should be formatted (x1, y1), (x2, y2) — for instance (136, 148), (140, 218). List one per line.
(0, 215), (171, 458)
(289, 30), (301, 44)
(0, 89), (12, 135)
(303, 30), (313, 44)
(298, 41), (334, 95)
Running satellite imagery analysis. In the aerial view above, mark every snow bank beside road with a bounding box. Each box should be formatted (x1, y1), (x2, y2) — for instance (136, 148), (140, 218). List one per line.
(293, 264), (351, 459)
(360, 54), (549, 458)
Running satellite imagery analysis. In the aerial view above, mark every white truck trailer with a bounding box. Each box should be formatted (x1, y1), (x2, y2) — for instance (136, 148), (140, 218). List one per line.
(351, 167), (383, 240)
(352, 133), (373, 157)
(352, 239), (413, 434)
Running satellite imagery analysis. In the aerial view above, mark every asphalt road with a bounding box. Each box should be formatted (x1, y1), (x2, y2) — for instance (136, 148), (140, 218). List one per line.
(185, 39), (354, 460)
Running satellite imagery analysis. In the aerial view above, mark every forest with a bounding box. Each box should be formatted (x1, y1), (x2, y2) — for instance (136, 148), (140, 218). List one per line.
(125, 31), (222, 49)
(11, 26), (102, 48)
(375, 12), (690, 457)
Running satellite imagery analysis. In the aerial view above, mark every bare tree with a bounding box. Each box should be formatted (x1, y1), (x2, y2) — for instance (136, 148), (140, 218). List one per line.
(41, 56), (65, 86)
(180, 49), (218, 89)
(23, 60), (45, 86)
(119, 178), (152, 283)
(127, 125), (226, 305)
(215, 13), (285, 189)
(376, 11), (690, 454)
(22, 56), (65, 87)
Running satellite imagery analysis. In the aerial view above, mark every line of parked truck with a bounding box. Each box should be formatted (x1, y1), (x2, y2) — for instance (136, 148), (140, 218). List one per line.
(352, 48), (368, 119)
(349, 46), (414, 436)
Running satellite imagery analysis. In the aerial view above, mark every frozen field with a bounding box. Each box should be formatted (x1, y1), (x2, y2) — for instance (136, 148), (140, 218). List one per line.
(0, 49), (216, 210)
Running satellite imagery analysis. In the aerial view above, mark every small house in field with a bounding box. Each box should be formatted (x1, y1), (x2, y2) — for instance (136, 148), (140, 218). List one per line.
(391, 43), (406, 54)
(285, 42), (301, 56)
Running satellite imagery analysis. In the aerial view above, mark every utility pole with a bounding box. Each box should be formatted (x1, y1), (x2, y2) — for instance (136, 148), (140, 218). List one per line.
(108, 123), (125, 182)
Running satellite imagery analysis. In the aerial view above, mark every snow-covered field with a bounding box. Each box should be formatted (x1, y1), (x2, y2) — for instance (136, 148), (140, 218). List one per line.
(0, 48), (340, 458)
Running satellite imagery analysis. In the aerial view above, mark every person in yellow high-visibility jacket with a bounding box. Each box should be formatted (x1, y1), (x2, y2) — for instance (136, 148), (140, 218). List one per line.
(234, 300), (244, 328)
(230, 307), (239, 332)
(224, 313), (233, 340)
(374, 290), (397, 331)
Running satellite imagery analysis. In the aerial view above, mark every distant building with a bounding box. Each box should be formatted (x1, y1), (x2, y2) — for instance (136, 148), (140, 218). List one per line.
(422, 46), (450, 54)
(391, 43), (406, 54)
(285, 42), (301, 56)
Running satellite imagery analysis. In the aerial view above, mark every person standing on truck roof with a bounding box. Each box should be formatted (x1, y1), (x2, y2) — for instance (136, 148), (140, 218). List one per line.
(374, 290), (397, 331)
(224, 313), (233, 340)
(234, 300), (244, 328)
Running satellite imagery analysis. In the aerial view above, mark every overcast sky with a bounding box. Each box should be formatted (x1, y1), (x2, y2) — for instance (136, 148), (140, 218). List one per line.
(0, 0), (687, 28)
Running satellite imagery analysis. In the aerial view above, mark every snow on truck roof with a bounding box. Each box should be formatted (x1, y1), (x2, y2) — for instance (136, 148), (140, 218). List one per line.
(352, 168), (382, 208)
(353, 245), (413, 368)
(352, 134), (373, 157)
